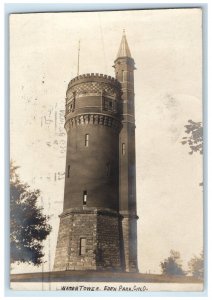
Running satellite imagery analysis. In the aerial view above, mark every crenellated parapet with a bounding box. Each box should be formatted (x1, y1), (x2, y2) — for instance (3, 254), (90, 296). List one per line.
(68, 73), (121, 89)
(65, 113), (122, 132)
(65, 73), (122, 118)
(66, 74), (122, 102)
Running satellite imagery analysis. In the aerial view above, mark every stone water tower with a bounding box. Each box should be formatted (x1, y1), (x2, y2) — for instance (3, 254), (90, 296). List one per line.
(53, 31), (138, 272)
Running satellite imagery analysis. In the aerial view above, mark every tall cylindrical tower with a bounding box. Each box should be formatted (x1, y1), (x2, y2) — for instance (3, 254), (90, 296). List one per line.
(53, 74), (123, 271)
(54, 31), (138, 273)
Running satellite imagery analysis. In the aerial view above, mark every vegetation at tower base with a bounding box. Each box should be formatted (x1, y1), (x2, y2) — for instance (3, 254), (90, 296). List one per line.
(181, 120), (203, 155)
(188, 250), (204, 280)
(10, 161), (52, 265)
(160, 250), (186, 276)
(180, 122), (203, 279)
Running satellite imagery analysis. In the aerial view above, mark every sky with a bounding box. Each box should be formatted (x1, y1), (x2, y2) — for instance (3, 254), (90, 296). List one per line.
(10, 8), (203, 275)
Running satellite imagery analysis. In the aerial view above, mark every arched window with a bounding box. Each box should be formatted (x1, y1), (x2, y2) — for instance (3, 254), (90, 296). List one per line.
(106, 162), (111, 177)
(122, 143), (126, 155)
(85, 134), (89, 147)
(83, 190), (87, 205)
(67, 165), (70, 178)
(79, 238), (86, 255)
(122, 70), (124, 82)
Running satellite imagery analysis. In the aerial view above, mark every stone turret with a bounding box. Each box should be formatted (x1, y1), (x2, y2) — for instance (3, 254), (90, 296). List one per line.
(114, 30), (138, 272)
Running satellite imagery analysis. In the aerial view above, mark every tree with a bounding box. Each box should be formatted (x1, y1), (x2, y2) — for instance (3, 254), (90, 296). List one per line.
(10, 162), (52, 265)
(160, 250), (186, 276)
(181, 120), (203, 155)
(181, 119), (203, 187)
(188, 251), (204, 279)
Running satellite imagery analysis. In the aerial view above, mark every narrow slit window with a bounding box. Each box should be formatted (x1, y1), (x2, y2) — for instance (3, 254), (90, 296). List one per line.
(106, 162), (111, 177)
(122, 143), (126, 155)
(85, 134), (89, 147)
(129, 71), (133, 81)
(109, 101), (113, 110)
(67, 165), (70, 178)
(122, 70), (124, 82)
(83, 190), (87, 205)
(79, 238), (86, 255)
(104, 99), (113, 111)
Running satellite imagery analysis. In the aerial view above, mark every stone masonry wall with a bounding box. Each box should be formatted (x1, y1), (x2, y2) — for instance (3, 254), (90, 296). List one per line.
(53, 210), (123, 271)
(53, 213), (97, 271)
(96, 214), (122, 271)
(53, 215), (71, 271)
(66, 213), (97, 270)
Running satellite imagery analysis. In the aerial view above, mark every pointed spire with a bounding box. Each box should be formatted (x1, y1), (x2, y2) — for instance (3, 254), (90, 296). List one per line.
(116, 29), (132, 59)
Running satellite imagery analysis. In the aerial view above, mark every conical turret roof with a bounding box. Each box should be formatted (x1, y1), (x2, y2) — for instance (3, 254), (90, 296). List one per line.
(116, 30), (132, 59)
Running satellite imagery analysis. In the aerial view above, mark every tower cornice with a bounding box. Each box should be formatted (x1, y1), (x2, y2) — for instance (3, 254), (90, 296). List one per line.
(64, 113), (122, 132)
(59, 207), (121, 218)
(113, 56), (135, 67)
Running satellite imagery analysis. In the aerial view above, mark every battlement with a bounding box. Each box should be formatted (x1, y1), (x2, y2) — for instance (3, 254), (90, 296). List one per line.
(68, 73), (120, 89)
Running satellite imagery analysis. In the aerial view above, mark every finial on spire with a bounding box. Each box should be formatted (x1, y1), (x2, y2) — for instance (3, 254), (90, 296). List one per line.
(116, 30), (131, 59)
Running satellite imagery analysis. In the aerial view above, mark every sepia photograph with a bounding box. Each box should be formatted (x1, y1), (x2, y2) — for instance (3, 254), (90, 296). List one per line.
(9, 8), (204, 292)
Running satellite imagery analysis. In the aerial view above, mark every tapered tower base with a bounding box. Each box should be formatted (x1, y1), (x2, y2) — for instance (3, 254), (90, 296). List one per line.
(53, 208), (123, 272)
